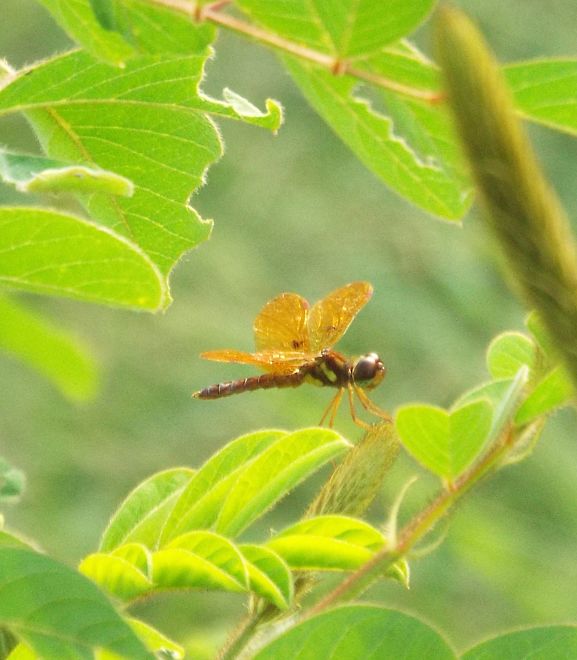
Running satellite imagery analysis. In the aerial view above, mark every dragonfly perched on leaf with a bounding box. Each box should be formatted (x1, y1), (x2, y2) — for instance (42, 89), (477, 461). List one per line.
(193, 282), (390, 427)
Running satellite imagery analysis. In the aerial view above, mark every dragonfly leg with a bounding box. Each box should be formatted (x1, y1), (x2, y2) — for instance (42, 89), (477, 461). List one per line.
(354, 385), (392, 422)
(346, 384), (371, 429)
(319, 388), (344, 427)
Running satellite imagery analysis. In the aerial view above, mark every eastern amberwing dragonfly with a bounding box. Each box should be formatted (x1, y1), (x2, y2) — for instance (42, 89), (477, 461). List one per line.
(193, 282), (390, 427)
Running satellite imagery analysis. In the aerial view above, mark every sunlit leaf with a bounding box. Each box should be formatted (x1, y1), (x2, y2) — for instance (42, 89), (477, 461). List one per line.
(160, 430), (285, 544)
(462, 624), (577, 659)
(0, 296), (98, 401)
(396, 400), (493, 480)
(0, 548), (151, 658)
(283, 56), (470, 220)
(505, 60), (577, 137)
(239, 544), (293, 610)
(515, 366), (574, 425)
(100, 468), (194, 552)
(266, 515), (385, 571)
(254, 605), (455, 659)
(0, 208), (165, 310)
(486, 331), (536, 379)
(235, 0), (435, 59)
(79, 551), (152, 601)
(214, 428), (350, 537)
(122, 619), (184, 660)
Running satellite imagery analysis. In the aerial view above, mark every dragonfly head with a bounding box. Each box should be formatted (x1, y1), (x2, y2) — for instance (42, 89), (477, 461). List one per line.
(351, 353), (386, 389)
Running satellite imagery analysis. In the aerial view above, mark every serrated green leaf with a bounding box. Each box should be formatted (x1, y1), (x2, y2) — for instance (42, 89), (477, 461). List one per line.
(0, 458), (25, 504)
(486, 331), (536, 379)
(0, 148), (133, 195)
(100, 467), (194, 552)
(505, 60), (577, 137)
(79, 552), (152, 601)
(515, 365), (574, 425)
(462, 624), (577, 660)
(0, 208), (165, 310)
(239, 544), (293, 610)
(0, 548), (152, 658)
(283, 55), (470, 220)
(0, 296), (98, 401)
(37, 0), (134, 65)
(396, 400), (493, 480)
(160, 430), (286, 544)
(254, 605), (455, 659)
(266, 515), (385, 571)
(215, 428), (350, 537)
(235, 0), (435, 59)
(0, 50), (281, 284)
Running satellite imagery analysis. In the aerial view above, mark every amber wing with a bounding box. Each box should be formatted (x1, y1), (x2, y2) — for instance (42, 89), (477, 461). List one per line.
(199, 349), (311, 374)
(253, 292), (311, 354)
(307, 281), (373, 353)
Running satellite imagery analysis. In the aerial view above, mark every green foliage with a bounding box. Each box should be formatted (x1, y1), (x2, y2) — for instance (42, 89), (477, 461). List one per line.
(0, 458), (25, 504)
(462, 625), (577, 659)
(253, 605), (455, 659)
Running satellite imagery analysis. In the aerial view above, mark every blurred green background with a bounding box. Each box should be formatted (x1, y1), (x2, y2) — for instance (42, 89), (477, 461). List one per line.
(2, 0), (577, 654)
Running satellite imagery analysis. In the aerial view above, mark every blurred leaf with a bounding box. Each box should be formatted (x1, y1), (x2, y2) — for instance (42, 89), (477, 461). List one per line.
(214, 428), (350, 537)
(100, 468), (194, 552)
(462, 625), (577, 659)
(396, 400), (493, 480)
(123, 619), (183, 660)
(525, 310), (555, 358)
(283, 56), (470, 220)
(0, 548), (151, 658)
(456, 379), (514, 409)
(487, 332), (536, 379)
(0, 529), (34, 550)
(505, 60), (577, 137)
(36, 0), (134, 65)
(515, 366), (574, 425)
(0, 458), (25, 504)
(160, 430), (285, 544)
(254, 605), (455, 659)
(239, 544), (293, 610)
(88, 0), (118, 31)
(235, 0), (435, 59)
(80, 551), (152, 600)
(0, 148), (133, 195)
(266, 515), (385, 571)
(0, 296), (97, 400)
(0, 208), (165, 310)
(0, 50), (281, 284)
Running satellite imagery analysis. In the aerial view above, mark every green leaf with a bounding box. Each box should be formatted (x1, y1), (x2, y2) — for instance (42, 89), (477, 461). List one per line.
(0, 50), (281, 283)
(79, 551), (152, 601)
(0, 296), (98, 401)
(462, 625), (577, 660)
(123, 619), (183, 660)
(515, 365), (574, 425)
(160, 430), (290, 544)
(36, 0), (134, 65)
(0, 458), (25, 504)
(89, 0), (118, 31)
(396, 400), (493, 480)
(525, 310), (555, 358)
(0, 149), (133, 196)
(254, 605), (455, 659)
(283, 55), (470, 220)
(214, 428), (350, 537)
(486, 331), (536, 379)
(505, 60), (577, 137)
(266, 515), (385, 571)
(0, 548), (151, 658)
(0, 208), (165, 310)
(235, 0), (436, 59)
(239, 544), (293, 610)
(456, 379), (514, 409)
(0, 529), (34, 551)
(100, 467), (194, 552)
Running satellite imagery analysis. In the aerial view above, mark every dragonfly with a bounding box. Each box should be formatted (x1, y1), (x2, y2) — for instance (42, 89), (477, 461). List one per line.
(193, 281), (390, 427)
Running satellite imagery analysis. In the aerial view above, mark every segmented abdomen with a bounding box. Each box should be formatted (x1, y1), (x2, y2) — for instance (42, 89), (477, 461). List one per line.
(193, 370), (305, 399)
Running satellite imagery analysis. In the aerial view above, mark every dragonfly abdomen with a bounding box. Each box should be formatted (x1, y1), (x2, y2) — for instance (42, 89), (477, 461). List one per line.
(193, 370), (306, 400)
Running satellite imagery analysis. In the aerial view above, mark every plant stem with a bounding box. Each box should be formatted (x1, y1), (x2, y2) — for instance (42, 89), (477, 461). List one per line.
(146, 0), (438, 101)
(309, 425), (514, 614)
(218, 611), (260, 660)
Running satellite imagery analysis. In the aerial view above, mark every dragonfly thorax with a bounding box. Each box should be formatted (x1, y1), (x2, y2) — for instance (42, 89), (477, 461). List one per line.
(351, 353), (386, 389)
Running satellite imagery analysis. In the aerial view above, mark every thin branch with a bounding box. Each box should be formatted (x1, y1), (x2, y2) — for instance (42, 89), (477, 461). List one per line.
(146, 0), (439, 101)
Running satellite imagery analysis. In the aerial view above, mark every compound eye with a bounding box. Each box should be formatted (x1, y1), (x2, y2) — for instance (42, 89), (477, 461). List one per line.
(352, 353), (382, 383)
